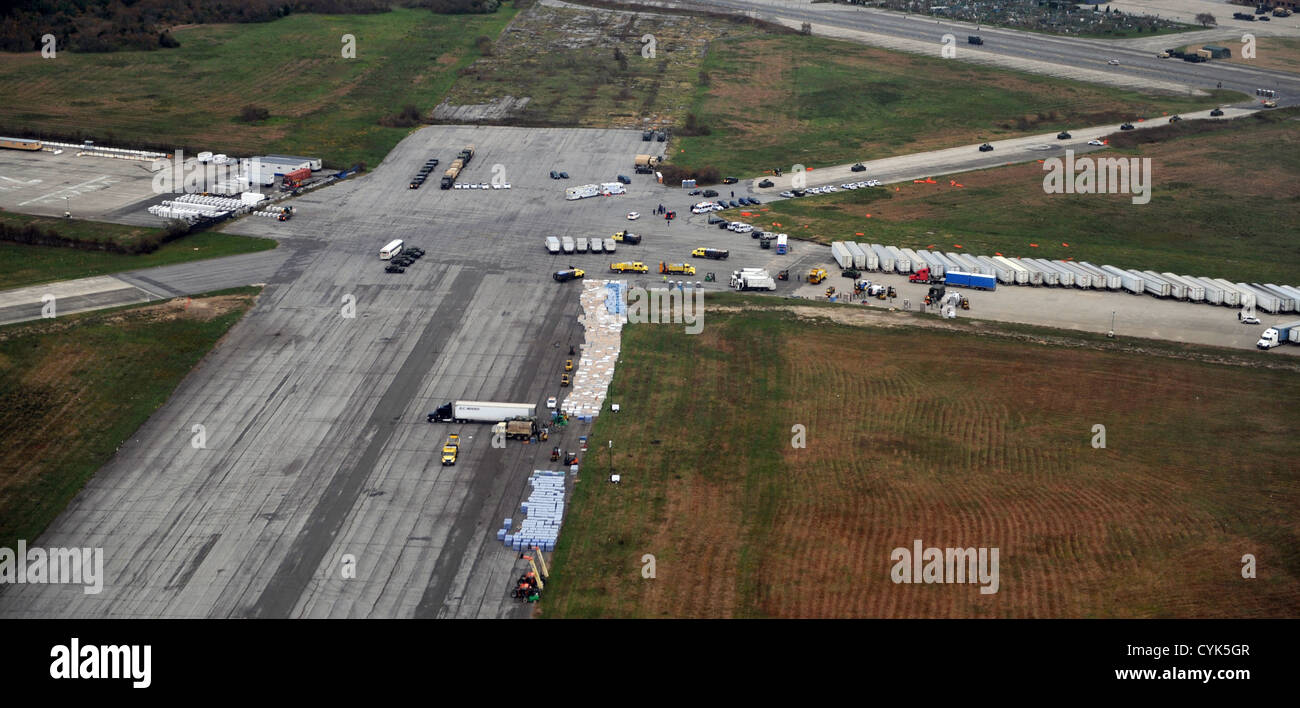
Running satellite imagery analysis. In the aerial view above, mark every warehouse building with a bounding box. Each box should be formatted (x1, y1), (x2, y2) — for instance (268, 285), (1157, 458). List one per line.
(259, 154), (322, 171)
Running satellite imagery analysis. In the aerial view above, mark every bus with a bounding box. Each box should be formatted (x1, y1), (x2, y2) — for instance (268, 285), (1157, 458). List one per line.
(380, 239), (404, 260)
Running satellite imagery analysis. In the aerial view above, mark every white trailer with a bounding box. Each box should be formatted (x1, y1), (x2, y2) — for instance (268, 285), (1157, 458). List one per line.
(431, 400), (537, 424)
(1209, 278), (1243, 307)
(853, 243), (878, 270)
(1138, 270), (1173, 298)
(380, 239), (404, 260)
(992, 256), (1030, 285)
(831, 241), (854, 269)
(845, 242), (868, 270)
(1098, 266), (1144, 294)
(1180, 275), (1220, 305)
(871, 244), (895, 273)
(1056, 261), (1097, 289)
(575, 237), (589, 253)
(1015, 258), (1049, 286)
(1236, 283), (1281, 313)
(562, 236), (575, 254)
(908, 249), (942, 276)
(1075, 262), (1120, 290)
(975, 256), (1013, 284)
(885, 246), (911, 274)
(1031, 259), (1072, 287)
(949, 253), (986, 275)
(1256, 284), (1296, 312)
(604, 238), (616, 253)
(590, 238), (603, 253)
(934, 252), (965, 275)
(1160, 273), (1204, 302)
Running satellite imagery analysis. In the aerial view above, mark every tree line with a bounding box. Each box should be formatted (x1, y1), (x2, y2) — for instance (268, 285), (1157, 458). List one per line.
(0, 0), (501, 53)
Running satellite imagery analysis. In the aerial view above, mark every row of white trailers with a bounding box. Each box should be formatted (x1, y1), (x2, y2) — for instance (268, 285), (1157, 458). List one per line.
(829, 241), (1300, 313)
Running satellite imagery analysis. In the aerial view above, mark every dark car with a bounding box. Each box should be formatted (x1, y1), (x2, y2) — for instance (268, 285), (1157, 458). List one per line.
(728, 200), (739, 208)
(409, 182), (422, 190)
(1169, 115), (1182, 122)
(707, 215), (725, 224)
(642, 130), (653, 141)
(716, 200), (728, 209)
(689, 189), (702, 196)
(385, 265), (405, 273)
(722, 177), (738, 184)
(1120, 122), (1135, 130)
(617, 175), (631, 184)
(758, 179), (774, 188)
(749, 197), (761, 205)
(1210, 108), (1224, 116)
(1057, 131), (1072, 140)
(559, 171), (569, 179)
(655, 131), (666, 142)
(425, 159), (439, 167)
(850, 163), (866, 172)
(979, 143), (994, 152)
(549, 170), (559, 179)
(842, 269), (860, 279)
(718, 221), (730, 229)
(791, 188), (806, 197)
(702, 189), (718, 197)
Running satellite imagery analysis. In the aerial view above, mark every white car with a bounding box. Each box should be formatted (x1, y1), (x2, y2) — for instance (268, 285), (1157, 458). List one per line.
(1240, 315), (1260, 325)
(779, 191), (795, 198)
(1107, 59), (1120, 65)
(627, 212), (640, 220)
(1087, 139), (1105, 147)
(480, 183), (490, 189)
(547, 396), (558, 409)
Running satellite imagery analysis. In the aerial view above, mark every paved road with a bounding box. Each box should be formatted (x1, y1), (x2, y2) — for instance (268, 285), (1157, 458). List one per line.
(650, 0), (1300, 100)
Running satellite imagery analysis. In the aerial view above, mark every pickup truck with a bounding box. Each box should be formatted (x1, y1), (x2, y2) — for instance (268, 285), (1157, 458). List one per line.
(611, 261), (649, 273)
(612, 230), (642, 244)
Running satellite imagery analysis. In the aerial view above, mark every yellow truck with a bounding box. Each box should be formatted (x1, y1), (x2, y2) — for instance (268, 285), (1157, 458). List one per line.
(611, 261), (648, 273)
(441, 434), (460, 466)
(808, 268), (828, 284)
(658, 261), (696, 276)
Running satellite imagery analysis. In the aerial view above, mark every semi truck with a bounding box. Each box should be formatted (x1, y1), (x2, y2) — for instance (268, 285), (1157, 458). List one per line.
(692, 247), (729, 260)
(612, 230), (641, 244)
(1256, 320), (1300, 349)
(428, 401), (536, 424)
(944, 271), (997, 291)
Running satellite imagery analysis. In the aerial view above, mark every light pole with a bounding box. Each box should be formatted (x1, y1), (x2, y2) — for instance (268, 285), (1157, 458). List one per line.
(607, 440), (613, 476)
(1108, 311), (1116, 338)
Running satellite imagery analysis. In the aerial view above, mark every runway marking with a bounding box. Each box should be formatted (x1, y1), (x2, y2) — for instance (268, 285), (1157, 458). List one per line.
(17, 175), (117, 206)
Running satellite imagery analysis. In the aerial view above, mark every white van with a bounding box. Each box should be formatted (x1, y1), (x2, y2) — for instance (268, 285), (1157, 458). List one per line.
(380, 239), (404, 260)
(197, 151), (214, 164)
(576, 237), (589, 253)
(546, 237), (561, 254)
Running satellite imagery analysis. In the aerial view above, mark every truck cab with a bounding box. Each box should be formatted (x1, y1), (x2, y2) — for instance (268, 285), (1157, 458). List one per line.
(553, 268), (585, 282)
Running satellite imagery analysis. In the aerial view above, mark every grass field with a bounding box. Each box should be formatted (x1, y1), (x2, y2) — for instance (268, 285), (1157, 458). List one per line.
(673, 34), (1242, 177)
(0, 213), (276, 290)
(439, 3), (752, 128)
(542, 304), (1300, 618)
(0, 287), (260, 551)
(733, 109), (1300, 284)
(0, 7), (516, 168)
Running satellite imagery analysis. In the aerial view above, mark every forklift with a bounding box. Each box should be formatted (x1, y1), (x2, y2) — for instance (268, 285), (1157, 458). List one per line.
(777, 269), (789, 281)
